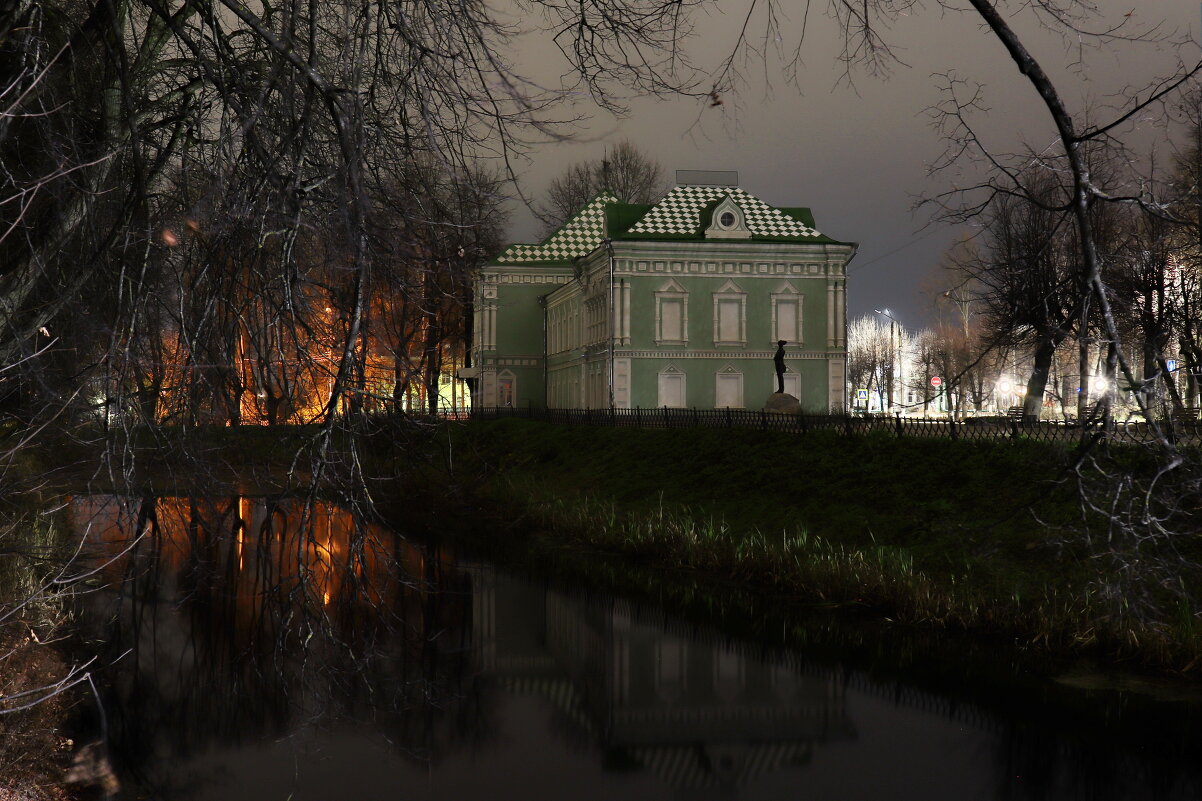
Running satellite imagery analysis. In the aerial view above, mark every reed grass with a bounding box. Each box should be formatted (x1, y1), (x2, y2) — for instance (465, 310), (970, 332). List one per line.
(508, 486), (1200, 669)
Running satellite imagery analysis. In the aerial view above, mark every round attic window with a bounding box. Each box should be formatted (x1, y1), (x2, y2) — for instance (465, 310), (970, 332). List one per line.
(719, 211), (737, 228)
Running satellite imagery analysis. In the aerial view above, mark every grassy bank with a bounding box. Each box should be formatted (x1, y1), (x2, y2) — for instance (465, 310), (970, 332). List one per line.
(0, 502), (79, 801)
(452, 419), (1202, 671)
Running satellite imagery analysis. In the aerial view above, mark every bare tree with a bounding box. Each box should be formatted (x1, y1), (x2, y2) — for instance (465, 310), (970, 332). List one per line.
(536, 139), (665, 235)
(908, 328), (940, 415)
(1168, 89), (1202, 412)
(847, 314), (892, 412)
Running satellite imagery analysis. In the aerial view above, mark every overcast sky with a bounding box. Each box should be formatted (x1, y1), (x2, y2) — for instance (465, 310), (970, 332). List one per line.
(498, 0), (1200, 331)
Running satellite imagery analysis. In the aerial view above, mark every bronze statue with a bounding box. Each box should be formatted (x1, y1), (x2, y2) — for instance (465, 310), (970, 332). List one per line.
(774, 340), (787, 394)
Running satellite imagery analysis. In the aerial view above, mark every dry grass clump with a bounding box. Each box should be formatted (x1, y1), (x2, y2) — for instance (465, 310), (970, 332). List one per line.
(0, 623), (76, 801)
(0, 506), (81, 801)
(524, 491), (1202, 671)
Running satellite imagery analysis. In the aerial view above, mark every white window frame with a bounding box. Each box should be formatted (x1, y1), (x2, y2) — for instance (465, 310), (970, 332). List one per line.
(715, 365), (744, 408)
(654, 278), (689, 346)
(705, 196), (752, 240)
(773, 369), (801, 398)
(658, 365), (687, 408)
(496, 369), (516, 407)
(770, 281), (804, 346)
(712, 279), (747, 347)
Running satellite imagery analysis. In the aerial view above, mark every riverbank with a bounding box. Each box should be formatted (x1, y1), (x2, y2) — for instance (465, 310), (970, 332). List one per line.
(448, 418), (1202, 672)
(0, 501), (78, 801)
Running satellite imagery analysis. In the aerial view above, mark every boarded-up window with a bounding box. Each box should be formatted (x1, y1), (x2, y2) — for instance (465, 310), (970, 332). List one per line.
(775, 300), (798, 343)
(717, 300), (740, 342)
(658, 371), (685, 407)
(778, 370), (798, 396)
(660, 299), (683, 341)
(716, 372), (743, 408)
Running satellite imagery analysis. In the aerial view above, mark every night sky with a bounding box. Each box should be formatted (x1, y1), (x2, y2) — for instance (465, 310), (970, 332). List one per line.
(501, 0), (1199, 330)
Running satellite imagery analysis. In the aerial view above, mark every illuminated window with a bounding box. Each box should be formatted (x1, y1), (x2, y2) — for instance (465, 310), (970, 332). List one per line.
(497, 370), (515, 407)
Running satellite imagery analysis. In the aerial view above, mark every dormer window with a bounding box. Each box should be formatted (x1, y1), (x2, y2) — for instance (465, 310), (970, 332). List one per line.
(705, 196), (752, 240)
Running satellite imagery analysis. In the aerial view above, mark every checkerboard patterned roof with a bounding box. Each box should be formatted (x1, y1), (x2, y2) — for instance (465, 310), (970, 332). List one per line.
(625, 185), (822, 236)
(494, 192), (618, 264)
(629, 186), (822, 238)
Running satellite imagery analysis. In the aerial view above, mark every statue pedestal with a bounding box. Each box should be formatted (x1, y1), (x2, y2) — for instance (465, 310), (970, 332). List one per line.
(764, 392), (801, 414)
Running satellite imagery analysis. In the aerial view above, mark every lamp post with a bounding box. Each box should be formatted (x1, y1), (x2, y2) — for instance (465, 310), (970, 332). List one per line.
(874, 308), (900, 414)
(997, 377), (1013, 412)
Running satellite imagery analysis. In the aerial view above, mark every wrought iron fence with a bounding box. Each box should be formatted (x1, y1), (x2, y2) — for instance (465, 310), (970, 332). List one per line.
(460, 405), (1201, 447)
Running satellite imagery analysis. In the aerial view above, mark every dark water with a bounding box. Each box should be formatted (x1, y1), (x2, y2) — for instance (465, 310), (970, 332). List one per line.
(69, 495), (1202, 801)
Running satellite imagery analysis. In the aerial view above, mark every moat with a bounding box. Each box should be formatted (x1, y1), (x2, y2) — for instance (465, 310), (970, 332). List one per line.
(65, 494), (1202, 800)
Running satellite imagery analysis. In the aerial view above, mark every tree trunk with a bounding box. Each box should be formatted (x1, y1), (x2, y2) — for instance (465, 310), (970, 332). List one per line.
(1023, 339), (1057, 422)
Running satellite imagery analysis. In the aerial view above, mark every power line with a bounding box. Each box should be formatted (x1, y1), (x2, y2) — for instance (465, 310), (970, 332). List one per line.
(847, 225), (951, 274)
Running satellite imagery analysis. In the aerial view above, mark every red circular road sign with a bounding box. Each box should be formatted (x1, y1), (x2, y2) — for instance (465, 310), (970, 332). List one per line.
(931, 376), (943, 387)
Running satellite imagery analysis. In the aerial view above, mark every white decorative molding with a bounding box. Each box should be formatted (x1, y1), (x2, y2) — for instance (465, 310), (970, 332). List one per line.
(654, 278), (689, 346)
(481, 302), (497, 351)
(495, 369), (516, 408)
(492, 272), (573, 285)
(621, 281), (631, 345)
(712, 279), (747, 346)
(657, 364), (687, 408)
(828, 357), (846, 411)
(480, 366), (497, 406)
(715, 364), (745, 408)
(826, 281), (836, 347)
(614, 358), (631, 409)
(770, 281), (804, 347)
(835, 280), (846, 347)
(612, 258), (835, 278)
(705, 195), (753, 240)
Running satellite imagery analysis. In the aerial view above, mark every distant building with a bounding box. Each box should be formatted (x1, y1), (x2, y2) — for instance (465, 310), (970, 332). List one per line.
(472, 172), (856, 411)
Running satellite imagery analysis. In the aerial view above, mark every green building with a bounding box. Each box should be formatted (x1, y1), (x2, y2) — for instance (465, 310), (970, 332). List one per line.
(472, 172), (856, 411)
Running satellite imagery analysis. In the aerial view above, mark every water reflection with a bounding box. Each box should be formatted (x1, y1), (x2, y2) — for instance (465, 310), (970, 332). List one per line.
(72, 495), (478, 795)
(69, 496), (1202, 801)
(472, 567), (854, 795)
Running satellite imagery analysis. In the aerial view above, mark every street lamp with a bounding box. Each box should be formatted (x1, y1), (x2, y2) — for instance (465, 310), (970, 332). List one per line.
(874, 308), (900, 414)
(997, 377), (1012, 411)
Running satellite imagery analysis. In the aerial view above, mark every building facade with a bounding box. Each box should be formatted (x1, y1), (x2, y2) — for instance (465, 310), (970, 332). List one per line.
(472, 174), (855, 411)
